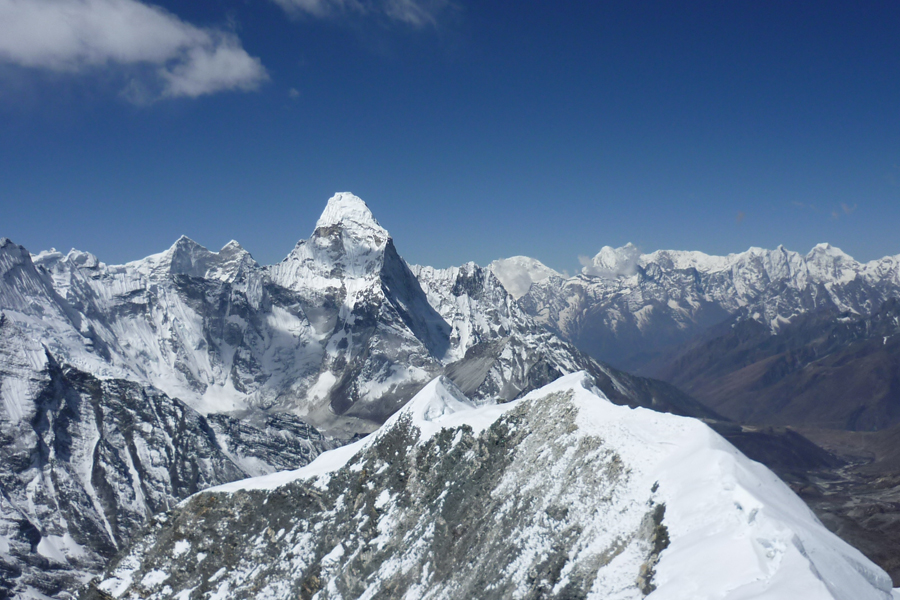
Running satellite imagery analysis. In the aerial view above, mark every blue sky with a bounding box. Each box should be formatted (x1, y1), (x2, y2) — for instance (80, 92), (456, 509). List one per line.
(1, 1), (899, 273)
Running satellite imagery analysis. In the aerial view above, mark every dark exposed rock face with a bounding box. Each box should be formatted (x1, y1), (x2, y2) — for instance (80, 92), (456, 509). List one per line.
(206, 413), (332, 476)
(651, 299), (900, 431)
(0, 358), (331, 599)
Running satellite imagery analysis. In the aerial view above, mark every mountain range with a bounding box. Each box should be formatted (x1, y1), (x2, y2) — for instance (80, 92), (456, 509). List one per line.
(2, 193), (899, 598)
(0, 194), (715, 598)
(495, 242), (900, 431)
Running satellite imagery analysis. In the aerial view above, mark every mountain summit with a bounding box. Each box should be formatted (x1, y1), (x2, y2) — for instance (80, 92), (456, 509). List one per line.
(314, 192), (385, 234)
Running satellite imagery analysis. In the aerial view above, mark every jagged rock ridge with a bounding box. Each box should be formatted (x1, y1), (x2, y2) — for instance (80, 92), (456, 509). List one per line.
(84, 374), (895, 600)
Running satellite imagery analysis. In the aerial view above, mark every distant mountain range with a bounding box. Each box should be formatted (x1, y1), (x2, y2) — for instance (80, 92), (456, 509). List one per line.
(494, 242), (900, 431)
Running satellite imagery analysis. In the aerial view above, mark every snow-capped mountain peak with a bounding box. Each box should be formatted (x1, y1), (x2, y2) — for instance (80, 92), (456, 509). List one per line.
(638, 248), (736, 273)
(582, 242), (641, 278)
(128, 235), (258, 283)
(65, 249), (101, 269)
(0, 237), (34, 272)
(805, 242), (858, 283)
(315, 192), (386, 237)
(273, 193), (393, 286)
(489, 255), (562, 298)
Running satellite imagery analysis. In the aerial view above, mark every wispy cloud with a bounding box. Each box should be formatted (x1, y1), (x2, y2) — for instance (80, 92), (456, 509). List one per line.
(791, 201), (819, 212)
(271, 0), (452, 27)
(0, 0), (268, 100)
(832, 202), (858, 219)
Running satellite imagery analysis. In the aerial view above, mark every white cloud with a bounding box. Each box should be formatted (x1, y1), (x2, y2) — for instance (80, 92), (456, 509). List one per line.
(383, 0), (446, 27)
(272, 0), (451, 27)
(0, 0), (268, 99)
(160, 37), (267, 98)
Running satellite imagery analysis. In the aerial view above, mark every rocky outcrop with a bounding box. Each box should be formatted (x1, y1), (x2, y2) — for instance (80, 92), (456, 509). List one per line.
(0, 357), (331, 600)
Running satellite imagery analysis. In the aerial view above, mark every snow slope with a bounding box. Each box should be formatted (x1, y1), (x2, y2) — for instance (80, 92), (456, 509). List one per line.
(89, 373), (895, 600)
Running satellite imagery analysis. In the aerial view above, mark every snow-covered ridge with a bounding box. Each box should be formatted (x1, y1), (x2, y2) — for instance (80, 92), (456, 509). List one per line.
(94, 373), (896, 599)
(585, 242), (896, 284)
(513, 241), (900, 371)
(125, 236), (257, 283)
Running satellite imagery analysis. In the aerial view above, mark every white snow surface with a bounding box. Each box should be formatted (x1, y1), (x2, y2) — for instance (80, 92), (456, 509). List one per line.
(315, 192), (386, 235)
(490, 256), (563, 298)
(206, 372), (893, 599)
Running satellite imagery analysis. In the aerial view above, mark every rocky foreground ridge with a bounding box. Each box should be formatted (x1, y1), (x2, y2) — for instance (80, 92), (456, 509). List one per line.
(85, 374), (895, 600)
